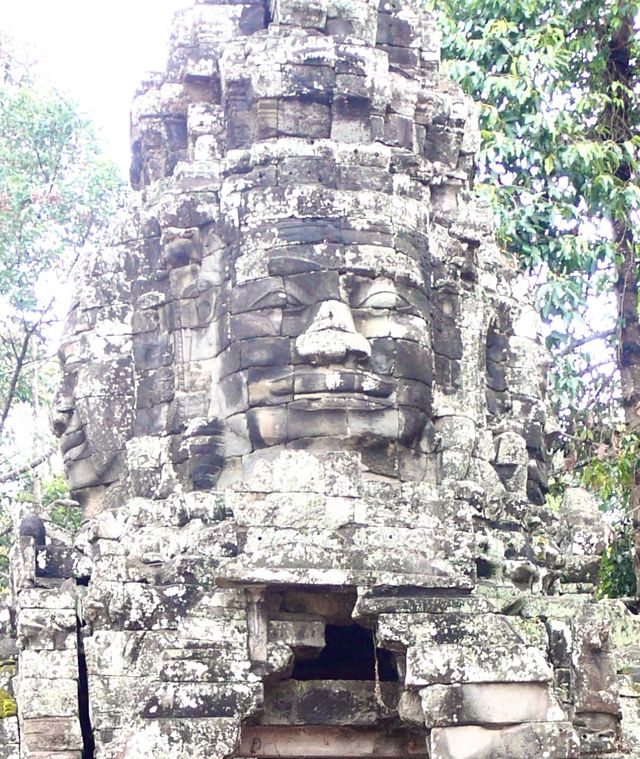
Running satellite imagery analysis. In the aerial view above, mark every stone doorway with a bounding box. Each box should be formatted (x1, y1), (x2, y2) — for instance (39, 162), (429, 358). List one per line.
(241, 589), (426, 759)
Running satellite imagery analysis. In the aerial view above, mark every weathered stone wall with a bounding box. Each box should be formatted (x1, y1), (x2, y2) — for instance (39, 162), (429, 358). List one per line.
(3, 0), (640, 757)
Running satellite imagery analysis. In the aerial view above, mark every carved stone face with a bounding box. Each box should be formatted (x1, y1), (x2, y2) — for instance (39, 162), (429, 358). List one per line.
(214, 236), (432, 470)
(52, 314), (134, 496)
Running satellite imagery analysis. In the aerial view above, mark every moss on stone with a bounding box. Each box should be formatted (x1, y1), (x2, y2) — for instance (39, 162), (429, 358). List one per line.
(0, 688), (17, 719)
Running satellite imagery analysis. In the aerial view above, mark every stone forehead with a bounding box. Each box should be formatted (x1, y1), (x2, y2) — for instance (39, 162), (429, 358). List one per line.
(229, 243), (426, 287)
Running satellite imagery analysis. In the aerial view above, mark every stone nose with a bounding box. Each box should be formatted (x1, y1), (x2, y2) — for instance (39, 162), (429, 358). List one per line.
(295, 300), (371, 364)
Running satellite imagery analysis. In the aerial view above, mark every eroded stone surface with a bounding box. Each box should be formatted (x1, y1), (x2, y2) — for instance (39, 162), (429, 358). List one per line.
(4, 0), (639, 757)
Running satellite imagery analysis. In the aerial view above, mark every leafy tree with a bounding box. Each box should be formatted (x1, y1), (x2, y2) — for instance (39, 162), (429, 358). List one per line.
(427, 0), (640, 594)
(0, 35), (124, 490)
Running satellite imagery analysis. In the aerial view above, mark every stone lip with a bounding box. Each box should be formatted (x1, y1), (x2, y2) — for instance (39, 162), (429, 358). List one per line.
(292, 369), (396, 400)
(58, 427), (88, 462)
(249, 367), (397, 408)
(260, 680), (401, 726)
(288, 396), (395, 410)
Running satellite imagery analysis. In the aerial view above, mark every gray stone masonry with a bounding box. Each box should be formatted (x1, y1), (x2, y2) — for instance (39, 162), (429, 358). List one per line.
(3, 0), (640, 757)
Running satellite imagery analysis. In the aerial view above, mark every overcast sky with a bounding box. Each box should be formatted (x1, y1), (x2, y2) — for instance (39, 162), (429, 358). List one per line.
(4, 0), (191, 175)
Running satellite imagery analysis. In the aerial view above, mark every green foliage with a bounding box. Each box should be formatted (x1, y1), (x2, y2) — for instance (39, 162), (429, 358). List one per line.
(599, 525), (636, 598)
(0, 75), (123, 423)
(428, 0), (639, 325)
(41, 473), (70, 508)
(0, 35), (124, 488)
(0, 38), (122, 590)
(43, 474), (82, 533)
(0, 83), (122, 312)
(581, 432), (640, 501)
(581, 432), (638, 597)
(429, 0), (640, 596)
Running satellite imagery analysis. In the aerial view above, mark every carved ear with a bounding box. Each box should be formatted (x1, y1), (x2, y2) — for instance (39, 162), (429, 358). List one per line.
(180, 417), (225, 490)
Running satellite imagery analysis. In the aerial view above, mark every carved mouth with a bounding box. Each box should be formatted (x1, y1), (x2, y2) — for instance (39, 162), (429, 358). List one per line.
(293, 369), (395, 399)
(246, 368), (396, 408)
(288, 397), (393, 412)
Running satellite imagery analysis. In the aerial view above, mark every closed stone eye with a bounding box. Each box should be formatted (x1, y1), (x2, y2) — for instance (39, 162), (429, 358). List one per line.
(356, 291), (411, 310)
(253, 290), (287, 309)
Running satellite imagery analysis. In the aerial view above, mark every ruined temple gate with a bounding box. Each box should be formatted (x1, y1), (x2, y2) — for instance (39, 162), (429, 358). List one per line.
(4, 0), (640, 757)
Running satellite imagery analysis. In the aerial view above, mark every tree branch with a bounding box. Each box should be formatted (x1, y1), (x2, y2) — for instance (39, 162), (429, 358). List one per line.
(559, 328), (616, 356)
(577, 357), (617, 377)
(0, 324), (34, 438)
(0, 445), (56, 485)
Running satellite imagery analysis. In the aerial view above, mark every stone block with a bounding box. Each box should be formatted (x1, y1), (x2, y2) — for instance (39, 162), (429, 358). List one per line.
(19, 651), (78, 681)
(376, 612), (523, 650)
(560, 486), (607, 555)
(142, 682), (262, 719)
(273, 0), (327, 29)
(573, 711), (621, 754)
(247, 405), (289, 447)
(229, 491), (326, 529)
(322, 451), (362, 497)
(281, 66), (336, 103)
(326, 2), (377, 42)
(268, 618), (325, 655)
(16, 588), (76, 611)
(230, 309), (282, 341)
(572, 608), (620, 715)
(21, 717), (83, 752)
(405, 642), (552, 687)
(247, 367), (294, 407)
(262, 680), (399, 725)
(354, 593), (495, 619)
(270, 450), (326, 492)
(278, 100), (331, 139)
(419, 682), (562, 727)
(494, 431), (528, 466)
(16, 608), (77, 651)
(430, 721), (579, 759)
(113, 717), (240, 758)
(158, 650), (253, 683)
(17, 678), (78, 719)
(331, 97), (373, 143)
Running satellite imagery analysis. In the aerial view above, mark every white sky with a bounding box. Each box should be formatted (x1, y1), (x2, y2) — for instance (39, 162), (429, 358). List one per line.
(3, 0), (192, 175)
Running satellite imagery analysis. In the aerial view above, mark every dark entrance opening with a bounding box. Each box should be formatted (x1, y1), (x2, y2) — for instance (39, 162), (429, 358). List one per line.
(291, 623), (398, 681)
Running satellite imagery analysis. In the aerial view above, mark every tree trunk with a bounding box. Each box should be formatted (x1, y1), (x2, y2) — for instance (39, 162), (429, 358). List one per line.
(607, 16), (640, 596)
(614, 219), (640, 595)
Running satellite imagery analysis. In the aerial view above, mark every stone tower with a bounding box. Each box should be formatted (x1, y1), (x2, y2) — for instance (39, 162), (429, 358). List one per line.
(5, 1), (640, 757)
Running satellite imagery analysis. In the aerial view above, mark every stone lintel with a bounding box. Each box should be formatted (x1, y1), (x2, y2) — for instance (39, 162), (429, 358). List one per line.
(239, 725), (428, 758)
